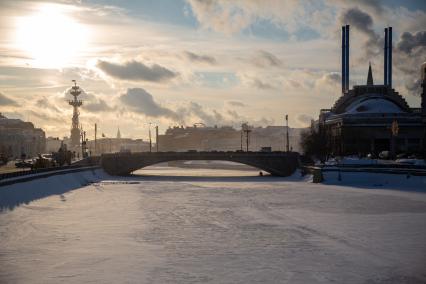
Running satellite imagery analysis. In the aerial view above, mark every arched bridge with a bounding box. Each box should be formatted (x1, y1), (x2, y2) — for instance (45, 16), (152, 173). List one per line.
(101, 151), (300, 176)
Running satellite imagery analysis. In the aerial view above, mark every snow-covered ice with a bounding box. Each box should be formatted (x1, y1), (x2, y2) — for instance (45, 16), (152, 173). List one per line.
(0, 167), (426, 283)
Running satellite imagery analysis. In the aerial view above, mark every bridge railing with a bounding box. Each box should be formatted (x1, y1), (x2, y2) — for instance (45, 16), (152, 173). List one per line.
(301, 164), (426, 183)
(0, 156), (101, 181)
(101, 151), (300, 157)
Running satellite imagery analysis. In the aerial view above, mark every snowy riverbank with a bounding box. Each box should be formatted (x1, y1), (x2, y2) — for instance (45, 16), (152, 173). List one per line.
(1, 167), (426, 213)
(0, 169), (108, 211)
(322, 171), (426, 191)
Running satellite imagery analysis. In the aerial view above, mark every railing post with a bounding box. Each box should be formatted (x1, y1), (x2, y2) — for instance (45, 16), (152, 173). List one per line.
(313, 167), (324, 183)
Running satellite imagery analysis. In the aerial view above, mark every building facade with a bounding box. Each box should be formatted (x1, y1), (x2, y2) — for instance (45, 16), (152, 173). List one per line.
(86, 138), (151, 155)
(157, 124), (302, 152)
(0, 113), (46, 158)
(320, 71), (425, 156)
(46, 137), (63, 153)
(318, 25), (426, 157)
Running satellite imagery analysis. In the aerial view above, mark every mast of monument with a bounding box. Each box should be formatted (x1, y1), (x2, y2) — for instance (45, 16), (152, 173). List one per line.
(69, 80), (83, 150)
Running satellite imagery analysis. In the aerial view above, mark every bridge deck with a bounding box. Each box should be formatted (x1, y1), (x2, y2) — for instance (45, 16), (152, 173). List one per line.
(101, 151), (300, 176)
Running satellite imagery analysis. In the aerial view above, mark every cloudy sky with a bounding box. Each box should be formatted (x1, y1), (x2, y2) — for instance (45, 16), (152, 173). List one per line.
(0, 0), (425, 139)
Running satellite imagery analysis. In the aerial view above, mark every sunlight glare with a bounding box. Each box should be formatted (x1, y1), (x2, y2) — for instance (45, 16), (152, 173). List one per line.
(15, 4), (89, 68)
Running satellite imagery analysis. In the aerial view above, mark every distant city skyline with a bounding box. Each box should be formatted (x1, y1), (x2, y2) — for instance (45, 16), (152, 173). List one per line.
(0, 0), (425, 139)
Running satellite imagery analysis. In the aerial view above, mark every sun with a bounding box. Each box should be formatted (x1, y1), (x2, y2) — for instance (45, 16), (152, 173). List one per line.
(15, 4), (89, 68)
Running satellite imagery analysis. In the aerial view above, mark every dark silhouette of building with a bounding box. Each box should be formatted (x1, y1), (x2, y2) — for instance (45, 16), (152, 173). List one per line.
(0, 113), (46, 158)
(318, 26), (425, 157)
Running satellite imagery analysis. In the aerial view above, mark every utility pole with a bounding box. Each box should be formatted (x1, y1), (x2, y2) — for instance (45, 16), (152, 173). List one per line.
(246, 129), (249, 152)
(155, 125), (159, 152)
(285, 114), (290, 152)
(94, 123), (97, 155)
(244, 127), (252, 152)
(83, 131), (86, 157)
(80, 125), (84, 158)
(149, 122), (152, 153)
(81, 128), (87, 158)
(240, 123), (244, 151)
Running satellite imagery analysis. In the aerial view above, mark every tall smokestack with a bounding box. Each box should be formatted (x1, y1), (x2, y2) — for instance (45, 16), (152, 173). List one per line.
(342, 26), (346, 93)
(422, 63), (426, 159)
(384, 28), (388, 86)
(345, 25), (350, 91)
(388, 27), (392, 88)
(422, 62), (426, 116)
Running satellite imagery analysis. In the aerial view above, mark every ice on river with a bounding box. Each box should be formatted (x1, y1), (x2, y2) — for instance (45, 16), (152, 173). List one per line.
(0, 166), (426, 283)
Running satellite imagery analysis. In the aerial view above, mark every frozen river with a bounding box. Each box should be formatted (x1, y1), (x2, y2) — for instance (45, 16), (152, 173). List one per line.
(1, 166), (426, 283)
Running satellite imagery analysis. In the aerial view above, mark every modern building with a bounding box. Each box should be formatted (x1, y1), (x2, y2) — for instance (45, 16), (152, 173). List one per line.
(318, 26), (426, 157)
(0, 113), (46, 158)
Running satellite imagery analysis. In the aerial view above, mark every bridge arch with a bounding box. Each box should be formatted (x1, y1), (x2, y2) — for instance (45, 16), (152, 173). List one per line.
(101, 152), (299, 177)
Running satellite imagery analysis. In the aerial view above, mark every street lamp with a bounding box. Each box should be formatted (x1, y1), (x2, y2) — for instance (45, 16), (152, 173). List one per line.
(240, 122), (244, 151)
(155, 125), (159, 152)
(148, 122), (152, 153)
(285, 114), (290, 152)
(242, 123), (251, 152)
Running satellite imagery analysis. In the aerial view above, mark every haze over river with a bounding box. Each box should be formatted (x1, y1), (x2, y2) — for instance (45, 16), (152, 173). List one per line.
(1, 166), (426, 283)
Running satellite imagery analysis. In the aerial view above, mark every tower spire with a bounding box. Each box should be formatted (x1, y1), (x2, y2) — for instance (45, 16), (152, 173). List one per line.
(367, 62), (374, 86)
(69, 80), (83, 149)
